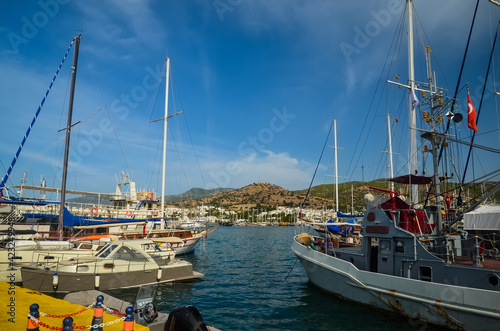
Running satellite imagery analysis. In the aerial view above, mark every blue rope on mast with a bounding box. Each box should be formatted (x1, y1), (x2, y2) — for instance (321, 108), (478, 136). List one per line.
(0, 37), (76, 193)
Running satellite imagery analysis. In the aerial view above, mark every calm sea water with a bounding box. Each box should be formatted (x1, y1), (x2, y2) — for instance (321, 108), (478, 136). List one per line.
(144, 226), (438, 331)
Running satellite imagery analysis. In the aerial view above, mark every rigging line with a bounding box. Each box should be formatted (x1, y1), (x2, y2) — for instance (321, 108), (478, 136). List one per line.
(170, 67), (207, 189)
(460, 20), (500, 204)
(284, 257), (299, 281)
(345, 6), (407, 182)
(145, 62), (165, 189)
(82, 44), (136, 179)
(413, 8), (452, 92)
(299, 118), (334, 212)
(182, 113), (207, 189)
(439, 0), (480, 166)
(0, 37), (76, 192)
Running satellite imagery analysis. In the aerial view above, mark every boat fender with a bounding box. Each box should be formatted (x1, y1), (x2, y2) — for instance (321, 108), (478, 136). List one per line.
(157, 267), (162, 281)
(297, 233), (312, 246)
(165, 305), (208, 331)
(52, 272), (59, 290)
(479, 241), (485, 256)
(94, 274), (100, 290)
(309, 243), (317, 251)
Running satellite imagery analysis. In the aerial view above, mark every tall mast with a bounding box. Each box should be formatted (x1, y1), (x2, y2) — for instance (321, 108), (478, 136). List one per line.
(58, 34), (81, 237)
(425, 46), (443, 234)
(161, 57), (170, 229)
(334, 118), (339, 213)
(408, 0), (418, 207)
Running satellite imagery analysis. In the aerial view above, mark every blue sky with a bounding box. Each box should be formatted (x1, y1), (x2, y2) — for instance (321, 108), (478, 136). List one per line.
(0, 0), (499, 199)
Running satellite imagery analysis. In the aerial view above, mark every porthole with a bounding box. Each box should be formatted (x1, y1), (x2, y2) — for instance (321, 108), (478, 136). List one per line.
(488, 274), (499, 287)
(367, 212), (376, 222)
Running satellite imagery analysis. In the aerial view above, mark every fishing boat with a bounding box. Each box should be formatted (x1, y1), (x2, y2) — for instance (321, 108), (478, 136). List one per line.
(292, 1), (500, 329)
(19, 239), (201, 293)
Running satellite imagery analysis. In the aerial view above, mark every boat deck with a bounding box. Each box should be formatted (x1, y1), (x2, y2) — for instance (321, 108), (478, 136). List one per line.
(453, 256), (500, 270)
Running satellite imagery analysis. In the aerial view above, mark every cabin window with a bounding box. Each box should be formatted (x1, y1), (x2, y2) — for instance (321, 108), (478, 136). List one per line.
(79, 243), (93, 250)
(115, 246), (149, 262)
(419, 266), (432, 282)
(76, 265), (89, 272)
(104, 263), (115, 269)
(97, 244), (118, 258)
(380, 240), (391, 254)
(395, 240), (405, 253)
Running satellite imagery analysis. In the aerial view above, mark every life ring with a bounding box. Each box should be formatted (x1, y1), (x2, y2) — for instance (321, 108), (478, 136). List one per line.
(90, 207), (98, 215)
(153, 211), (159, 217)
(126, 211), (133, 217)
(147, 192), (153, 199)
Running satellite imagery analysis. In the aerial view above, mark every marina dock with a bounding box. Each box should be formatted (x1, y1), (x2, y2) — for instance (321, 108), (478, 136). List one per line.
(0, 281), (149, 330)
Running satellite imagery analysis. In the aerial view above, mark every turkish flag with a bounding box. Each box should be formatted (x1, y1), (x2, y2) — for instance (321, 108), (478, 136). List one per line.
(467, 92), (478, 133)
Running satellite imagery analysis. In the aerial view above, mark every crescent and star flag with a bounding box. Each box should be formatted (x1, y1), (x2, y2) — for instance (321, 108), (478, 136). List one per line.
(467, 92), (478, 133)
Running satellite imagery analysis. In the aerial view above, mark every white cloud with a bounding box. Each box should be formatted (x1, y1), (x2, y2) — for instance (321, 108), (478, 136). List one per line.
(202, 149), (314, 191)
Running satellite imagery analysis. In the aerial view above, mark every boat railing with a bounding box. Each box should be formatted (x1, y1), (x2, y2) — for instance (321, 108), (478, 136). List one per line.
(31, 252), (153, 273)
(419, 233), (500, 266)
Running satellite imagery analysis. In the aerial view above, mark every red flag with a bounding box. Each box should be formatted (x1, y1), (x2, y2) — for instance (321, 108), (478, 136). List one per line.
(467, 92), (478, 133)
(394, 118), (398, 123)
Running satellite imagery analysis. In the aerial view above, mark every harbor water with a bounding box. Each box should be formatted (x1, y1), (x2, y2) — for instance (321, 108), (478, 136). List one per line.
(112, 226), (442, 330)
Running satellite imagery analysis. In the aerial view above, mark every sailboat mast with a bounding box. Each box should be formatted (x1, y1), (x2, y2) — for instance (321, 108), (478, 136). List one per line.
(334, 118), (339, 213)
(161, 57), (170, 229)
(408, 0), (418, 207)
(58, 34), (81, 236)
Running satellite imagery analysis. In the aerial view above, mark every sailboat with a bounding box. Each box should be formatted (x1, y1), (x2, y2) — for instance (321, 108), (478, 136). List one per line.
(0, 37), (205, 286)
(0, 54), (213, 255)
(292, 1), (500, 330)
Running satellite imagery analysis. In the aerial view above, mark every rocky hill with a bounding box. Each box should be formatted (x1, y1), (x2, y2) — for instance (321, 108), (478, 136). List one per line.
(174, 182), (332, 211)
(164, 187), (233, 203)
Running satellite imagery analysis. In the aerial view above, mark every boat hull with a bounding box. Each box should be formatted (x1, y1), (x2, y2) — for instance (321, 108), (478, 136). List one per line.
(20, 262), (203, 293)
(292, 238), (500, 331)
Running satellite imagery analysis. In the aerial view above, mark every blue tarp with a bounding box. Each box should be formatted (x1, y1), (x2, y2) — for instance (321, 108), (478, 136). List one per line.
(327, 220), (354, 235)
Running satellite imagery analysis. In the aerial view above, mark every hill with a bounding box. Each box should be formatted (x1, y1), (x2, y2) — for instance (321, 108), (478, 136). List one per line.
(164, 187), (233, 203)
(177, 182), (331, 211)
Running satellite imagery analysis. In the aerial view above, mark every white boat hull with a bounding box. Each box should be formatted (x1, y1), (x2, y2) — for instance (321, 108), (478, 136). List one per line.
(292, 238), (500, 331)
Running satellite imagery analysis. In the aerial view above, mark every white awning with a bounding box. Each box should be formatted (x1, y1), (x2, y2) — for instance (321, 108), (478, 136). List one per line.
(463, 205), (500, 230)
